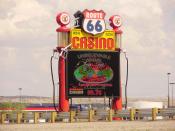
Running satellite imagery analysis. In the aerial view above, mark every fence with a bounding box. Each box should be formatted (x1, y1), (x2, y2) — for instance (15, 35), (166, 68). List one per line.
(0, 108), (175, 124)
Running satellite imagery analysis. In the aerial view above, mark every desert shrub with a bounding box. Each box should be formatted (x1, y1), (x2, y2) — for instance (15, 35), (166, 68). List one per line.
(0, 102), (27, 113)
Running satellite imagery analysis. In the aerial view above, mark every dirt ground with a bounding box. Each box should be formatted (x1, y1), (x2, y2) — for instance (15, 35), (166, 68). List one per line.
(0, 121), (175, 131)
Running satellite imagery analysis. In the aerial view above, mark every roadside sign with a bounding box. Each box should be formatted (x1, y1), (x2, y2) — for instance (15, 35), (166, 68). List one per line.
(66, 50), (120, 98)
(70, 29), (116, 50)
(82, 9), (106, 35)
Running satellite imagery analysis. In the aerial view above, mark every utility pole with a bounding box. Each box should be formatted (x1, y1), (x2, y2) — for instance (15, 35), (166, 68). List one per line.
(18, 88), (22, 104)
(167, 73), (171, 108)
(170, 83), (175, 107)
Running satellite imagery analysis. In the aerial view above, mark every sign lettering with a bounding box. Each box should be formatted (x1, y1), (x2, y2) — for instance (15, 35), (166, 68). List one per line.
(83, 9), (106, 35)
(70, 29), (116, 50)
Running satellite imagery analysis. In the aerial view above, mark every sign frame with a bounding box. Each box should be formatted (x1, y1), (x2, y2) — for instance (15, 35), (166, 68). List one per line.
(66, 50), (120, 98)
(82, 9), (106, 35)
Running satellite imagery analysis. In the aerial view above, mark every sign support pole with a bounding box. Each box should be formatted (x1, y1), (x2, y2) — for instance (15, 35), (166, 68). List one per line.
(56, 12), (70, 112)
(58, 56), (69, 112)
(112, 28), (123, 112)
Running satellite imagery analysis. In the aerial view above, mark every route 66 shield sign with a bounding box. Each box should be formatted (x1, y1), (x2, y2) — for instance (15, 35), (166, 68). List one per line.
(82, 9), (106, 35)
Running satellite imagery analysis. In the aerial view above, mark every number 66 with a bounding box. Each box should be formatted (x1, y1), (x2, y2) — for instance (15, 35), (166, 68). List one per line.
(87, 20), (103, 32)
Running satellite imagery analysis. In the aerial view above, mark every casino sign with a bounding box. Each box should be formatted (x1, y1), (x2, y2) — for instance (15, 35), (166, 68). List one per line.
(82, 9), (106, 35)
(60, 9), (122, 98)
(70, 29), (116, 50)
(70, 9), (118, 51)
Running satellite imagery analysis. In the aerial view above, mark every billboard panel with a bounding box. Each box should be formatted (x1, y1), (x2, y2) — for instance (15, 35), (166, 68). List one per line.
(66, 50), (120, 98)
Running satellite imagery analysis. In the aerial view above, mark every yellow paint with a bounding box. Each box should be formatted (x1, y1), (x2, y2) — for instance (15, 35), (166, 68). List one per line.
(70, 29), (116, 50)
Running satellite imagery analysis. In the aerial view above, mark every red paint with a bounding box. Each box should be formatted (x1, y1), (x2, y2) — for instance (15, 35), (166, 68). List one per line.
(110, 15), (122, 113)
(112, 78), (122, 110)
(114, 28), (123, 34)
(56, 12), (70, 26)
(71, 37), (114, 50)
(80, 37), (87, 48)
(58, 56), (69, 112)
(24, 107), (56, 111)
(112, 96), (122, 110)
(112, 49), (122, 120)
(56, 18), (70, 112)
(56, 27), (70, 32)
(112, 82), (122, 120)
(112, 95), (122, 120)
(83, 9), (105, 19)
(107, 38), (115, 49)
(109, 15), (122, 28)
(109, 15), (122, 35)
(56, 12), (70, 32)
(87, 90), (103, 96)
(112, 86), (122, 113)
(99, 38), (106, 48)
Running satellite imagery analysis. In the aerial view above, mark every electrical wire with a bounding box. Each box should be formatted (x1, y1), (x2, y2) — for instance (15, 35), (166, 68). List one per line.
(50, 44), (71, 113)
(124, 52), (128, 109)
(50, 54), (59, 113)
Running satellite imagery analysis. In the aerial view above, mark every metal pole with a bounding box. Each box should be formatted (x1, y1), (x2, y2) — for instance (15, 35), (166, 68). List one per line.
(70, 98), (72, 108)
(104, 92), (106, 109)
(172, 85), (173, 107)
(112, 28), (123, 111)
(170, 83), (175, 107)
(109, 98), (111, 108)
(167, 73), (171, 108)
(19, 88), (22, 104)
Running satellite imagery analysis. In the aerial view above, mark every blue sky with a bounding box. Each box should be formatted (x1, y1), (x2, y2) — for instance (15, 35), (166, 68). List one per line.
(0, 0), (175, 98)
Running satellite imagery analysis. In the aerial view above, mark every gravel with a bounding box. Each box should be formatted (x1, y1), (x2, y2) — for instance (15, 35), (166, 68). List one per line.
(0, 121), (175, 131)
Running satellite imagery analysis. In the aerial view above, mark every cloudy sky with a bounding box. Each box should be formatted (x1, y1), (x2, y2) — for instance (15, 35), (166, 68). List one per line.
(0, 0), (175, 98)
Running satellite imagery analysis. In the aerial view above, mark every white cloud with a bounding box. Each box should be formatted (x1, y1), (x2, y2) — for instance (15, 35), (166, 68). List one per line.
(32, 47), (52, 73)
(0, 0), (16, 19)
(0, 47), (17, 70)
(0, 0), (55, 38)
(0, 0), (175, 97)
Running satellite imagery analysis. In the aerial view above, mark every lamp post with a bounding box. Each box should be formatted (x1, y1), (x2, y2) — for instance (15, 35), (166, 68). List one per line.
(18, 88), (22, 104)
(170, 82), (175, 107)
(167, 73), (171, 108)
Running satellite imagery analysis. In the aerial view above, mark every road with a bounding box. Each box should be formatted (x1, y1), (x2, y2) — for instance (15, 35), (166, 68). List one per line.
(0, 121), (175, 131)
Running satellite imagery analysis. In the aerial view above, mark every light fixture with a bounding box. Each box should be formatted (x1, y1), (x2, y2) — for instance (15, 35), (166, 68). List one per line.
(56, 12), (70, 26)
(109, 15), (122, 28)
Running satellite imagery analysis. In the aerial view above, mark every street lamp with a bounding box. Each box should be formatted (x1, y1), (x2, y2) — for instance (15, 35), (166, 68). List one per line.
(167, 73), (171, 108)
(18, 88), (22, 104)
(170, 82), (175, 107)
